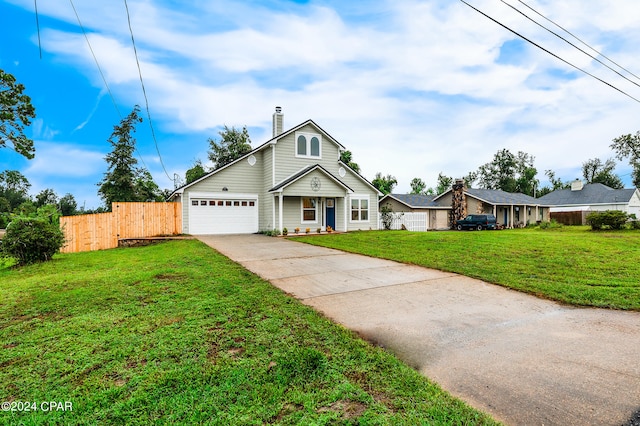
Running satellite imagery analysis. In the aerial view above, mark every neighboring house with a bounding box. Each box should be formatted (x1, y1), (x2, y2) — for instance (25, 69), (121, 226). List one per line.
(380, 186), (550, 229)
(378, 193), (451, 230)
(170, 107), (381, 235)
(435, 187), (550, 228)
(537, 180), (640, 224)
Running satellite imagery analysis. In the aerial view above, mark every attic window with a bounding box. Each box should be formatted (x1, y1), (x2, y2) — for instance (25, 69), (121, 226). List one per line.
(295, 132), (322, 159)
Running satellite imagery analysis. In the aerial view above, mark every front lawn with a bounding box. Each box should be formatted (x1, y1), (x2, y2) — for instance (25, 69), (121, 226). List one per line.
(0, 240), (498, 425)
(291, 227), (640, 310)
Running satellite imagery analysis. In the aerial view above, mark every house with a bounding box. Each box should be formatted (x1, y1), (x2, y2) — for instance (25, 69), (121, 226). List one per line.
(380, 183), (550, 229)
(537, 180), (640, 225)
(170, 107), (381, 235)
(378, 193), (451, 230)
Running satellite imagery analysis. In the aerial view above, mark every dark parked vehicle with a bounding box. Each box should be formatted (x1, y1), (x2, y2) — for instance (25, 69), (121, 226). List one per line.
(454, 214), (497, 231)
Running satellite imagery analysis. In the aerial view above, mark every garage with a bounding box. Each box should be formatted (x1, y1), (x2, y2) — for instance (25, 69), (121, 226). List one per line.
(189, 195), (259, 234)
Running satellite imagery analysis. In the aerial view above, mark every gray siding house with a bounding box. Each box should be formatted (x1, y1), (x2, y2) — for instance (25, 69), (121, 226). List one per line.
(537, 180), (640, 224)
(170, 108), (381, 234)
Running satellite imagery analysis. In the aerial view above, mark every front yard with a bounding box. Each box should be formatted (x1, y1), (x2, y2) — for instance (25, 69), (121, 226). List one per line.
(291, 226), (640, 311)
(0, 239), (497, 425)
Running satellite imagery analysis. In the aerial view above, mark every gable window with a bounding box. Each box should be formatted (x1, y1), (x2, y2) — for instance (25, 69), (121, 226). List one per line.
(301, 197), (317, 222)
(350, 195), (369, 222)
(295, 132), (322, 159)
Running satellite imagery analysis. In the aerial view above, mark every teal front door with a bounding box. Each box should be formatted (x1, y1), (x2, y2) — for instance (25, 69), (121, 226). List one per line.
(326, 198), (336, 230)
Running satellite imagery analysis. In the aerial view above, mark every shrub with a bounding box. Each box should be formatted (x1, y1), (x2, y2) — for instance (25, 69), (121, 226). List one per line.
(586, 210), (629, 230)
(1, 215), (65, 265)
(539, 219), (563, 230)
(380, 204), (395, 230)
(282, 227), (288, 236)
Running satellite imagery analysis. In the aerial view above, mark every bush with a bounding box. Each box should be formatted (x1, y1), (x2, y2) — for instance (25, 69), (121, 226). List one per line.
(539, 219), (563, 230)
(586, 210), (629, 230)
(1, 216), (65, 265)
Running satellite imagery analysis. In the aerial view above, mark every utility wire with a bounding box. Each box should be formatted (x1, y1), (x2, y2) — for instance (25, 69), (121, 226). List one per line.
(458, 0), (640, 105)
(515, 0), (640, 83)
(123, 0), (172, 182)
(70, 0), (151, 172)
(34, 0), (42, 59)
(499, 0), (640, 90)
(69, 0), (121, 118)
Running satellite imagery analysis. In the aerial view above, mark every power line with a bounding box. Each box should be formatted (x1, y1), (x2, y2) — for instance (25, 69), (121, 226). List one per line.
(515, 0), (640, 83)
(123, 0), (172, 182)
(69, 0), (121, 118)
(70, 0), (151, 172)
(33, 0), (42, 59)
(499, 0), (640, 90)
(458, 0), (640, 105)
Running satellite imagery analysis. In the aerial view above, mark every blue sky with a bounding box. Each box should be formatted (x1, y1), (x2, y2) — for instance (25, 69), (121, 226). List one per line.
(2, 0), (640, 209)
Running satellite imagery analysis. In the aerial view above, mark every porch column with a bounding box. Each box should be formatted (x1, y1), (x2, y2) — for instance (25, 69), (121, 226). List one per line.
(510, 205), (514, 228)
(536, 205), (539, 222)
(278, 193), (283, 232)
(344, 192), (349, 232)
(272, 194), (276, 229)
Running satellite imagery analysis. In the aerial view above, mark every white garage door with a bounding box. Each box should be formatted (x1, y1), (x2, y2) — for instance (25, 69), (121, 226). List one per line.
(189, 197), (259, 234)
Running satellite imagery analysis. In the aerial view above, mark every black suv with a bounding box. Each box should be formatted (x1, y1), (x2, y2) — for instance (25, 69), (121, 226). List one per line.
(454, 214), (497, 231)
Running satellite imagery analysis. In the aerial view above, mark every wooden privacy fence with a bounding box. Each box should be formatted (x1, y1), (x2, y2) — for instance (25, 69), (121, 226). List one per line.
(59, 202), (182, 253)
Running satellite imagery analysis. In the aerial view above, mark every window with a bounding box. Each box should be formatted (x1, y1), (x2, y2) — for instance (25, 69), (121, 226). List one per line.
(209, 200), (216, 206)
(350, 196), (369, 222)
(297, 135), (307, 156)
(200, 200), (207, 206)
(310, 136), (320, 156)
(295, 132), (322, 158)
(302, 197), (317, 222)
(192, 200), (198, 206)
(234, 201), (240, 206)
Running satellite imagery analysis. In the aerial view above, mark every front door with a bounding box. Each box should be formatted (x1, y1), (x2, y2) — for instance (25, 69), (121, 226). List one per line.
(326, 198), (336, 230)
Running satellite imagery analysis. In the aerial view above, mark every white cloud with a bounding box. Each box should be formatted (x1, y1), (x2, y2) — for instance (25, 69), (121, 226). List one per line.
(25, 142), (104, 177)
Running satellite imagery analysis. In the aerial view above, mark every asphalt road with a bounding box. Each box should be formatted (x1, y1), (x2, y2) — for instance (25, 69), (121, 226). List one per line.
(197, 234), (640, 426)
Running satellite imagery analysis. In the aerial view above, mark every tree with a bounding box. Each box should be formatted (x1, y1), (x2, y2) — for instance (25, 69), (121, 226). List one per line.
(537, 170), (569, 197)
(207, 125), (252, 170)
(611, 131), (640, 188)
(475, 149), (538, 196)
(340, 150), (360, 173)
(0, 69), (36, 159)
(581, 158), (623, 189)
(372, 173), (397, 195)
(97, 106), (162, 208)
(185, 159), (207, 184)
(59, 193), (78, 216)
(409, 177), (427, 195)
(133, 169), (164, 202)
(34, 188), (58, 208)
(0, 170), (31, 215)
(435, 173), (454, 195)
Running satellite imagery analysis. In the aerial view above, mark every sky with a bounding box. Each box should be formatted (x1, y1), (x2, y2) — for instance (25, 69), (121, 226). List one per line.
(2, 0), (640, 209)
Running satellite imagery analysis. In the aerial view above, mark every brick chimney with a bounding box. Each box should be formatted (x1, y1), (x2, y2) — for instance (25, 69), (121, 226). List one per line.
(272, 106), (283, 137)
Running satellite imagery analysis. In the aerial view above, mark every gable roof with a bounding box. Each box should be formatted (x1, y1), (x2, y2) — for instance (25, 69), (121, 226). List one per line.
(170, 119), (345, 197)
(537, 183), (637, 206)
(433, 188), (546, 206)
(380, 193), (445, 209)
(269, 164), (353, 193)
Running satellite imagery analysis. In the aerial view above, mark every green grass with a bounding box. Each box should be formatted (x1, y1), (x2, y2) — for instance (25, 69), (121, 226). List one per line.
(0, 240), (498, 425)
(290, 227), (640, 311)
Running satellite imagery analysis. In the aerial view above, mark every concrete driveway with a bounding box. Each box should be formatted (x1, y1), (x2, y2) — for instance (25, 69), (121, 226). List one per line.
(197, 234), (640, 426)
